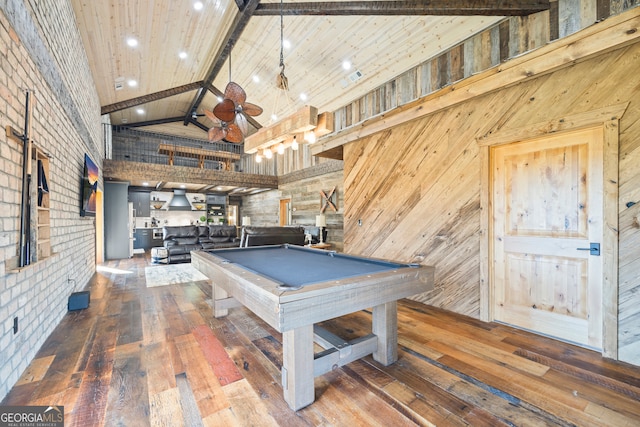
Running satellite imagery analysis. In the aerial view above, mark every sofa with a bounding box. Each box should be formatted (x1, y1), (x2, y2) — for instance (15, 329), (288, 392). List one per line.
(162, 225), (239, 263)
(163, 225), (307, 263)
(240, 226), (306, 247)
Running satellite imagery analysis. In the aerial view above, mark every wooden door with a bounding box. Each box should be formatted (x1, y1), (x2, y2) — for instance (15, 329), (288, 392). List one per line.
(280, 199), (291, 226)
(492, 127), (603, 349)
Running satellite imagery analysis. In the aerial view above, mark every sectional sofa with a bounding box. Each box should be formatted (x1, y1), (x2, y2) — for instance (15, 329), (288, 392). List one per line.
(162, 225), (307, 263)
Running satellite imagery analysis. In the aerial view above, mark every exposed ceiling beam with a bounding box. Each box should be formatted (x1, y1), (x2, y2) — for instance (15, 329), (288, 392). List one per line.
(188, 118), (210, 133)
(118, 116), (187, 128)
(101, 81), (204, 115)
(182, 0), (261, 126)
(253, 1), (550, 16)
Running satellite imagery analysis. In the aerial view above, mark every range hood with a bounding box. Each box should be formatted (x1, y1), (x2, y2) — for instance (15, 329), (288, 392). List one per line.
(167, 189), (192, 211)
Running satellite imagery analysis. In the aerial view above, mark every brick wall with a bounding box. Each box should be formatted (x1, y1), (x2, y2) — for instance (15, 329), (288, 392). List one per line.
(0, 0), (102, 400)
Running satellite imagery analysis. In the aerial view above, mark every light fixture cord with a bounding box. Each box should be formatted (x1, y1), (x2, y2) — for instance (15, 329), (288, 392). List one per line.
(279, 0), (285, 73)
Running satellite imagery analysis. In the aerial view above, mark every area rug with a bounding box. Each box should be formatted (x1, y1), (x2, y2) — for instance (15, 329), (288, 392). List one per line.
(145, 263), (209, 287)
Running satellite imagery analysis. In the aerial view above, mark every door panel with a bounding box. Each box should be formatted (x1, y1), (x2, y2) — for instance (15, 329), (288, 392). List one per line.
(492, 127), (603, 349)
(280, 198), (291, 226)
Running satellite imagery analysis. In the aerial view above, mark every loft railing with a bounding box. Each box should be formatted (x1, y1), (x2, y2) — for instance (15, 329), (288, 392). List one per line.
(108, 125), (241, 170)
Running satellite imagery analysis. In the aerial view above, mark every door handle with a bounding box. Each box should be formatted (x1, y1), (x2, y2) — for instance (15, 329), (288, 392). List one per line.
(577, 242), (600, 256)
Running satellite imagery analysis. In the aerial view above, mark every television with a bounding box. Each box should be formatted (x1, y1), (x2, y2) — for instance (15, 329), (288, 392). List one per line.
(80, 153), (98, 217)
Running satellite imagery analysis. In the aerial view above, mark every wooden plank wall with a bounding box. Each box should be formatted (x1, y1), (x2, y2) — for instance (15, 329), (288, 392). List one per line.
(279, 167), (344, 252)
(238, 2), (640, 362)
(242, 139), (345, 250)
(241, 164), (344, 252)
(332, 1), (640, 133)
(342, 39), (640, 365)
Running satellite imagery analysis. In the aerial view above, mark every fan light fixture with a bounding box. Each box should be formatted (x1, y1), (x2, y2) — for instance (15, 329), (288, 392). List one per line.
(205, 54), (263, 144)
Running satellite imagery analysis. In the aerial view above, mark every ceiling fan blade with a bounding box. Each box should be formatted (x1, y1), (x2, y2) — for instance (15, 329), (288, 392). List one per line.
(242, 102), (263, 117)
(225, 124), (244, 143)
(235, 113), (248, 135)
(208, 127), (226, 142)
(224, 82), (247, 105)
(213, 98), (236, 122)
(204, 109), (217, 121)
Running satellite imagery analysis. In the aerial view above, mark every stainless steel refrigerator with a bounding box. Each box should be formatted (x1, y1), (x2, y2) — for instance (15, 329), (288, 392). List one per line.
(104, 182), (132, 259)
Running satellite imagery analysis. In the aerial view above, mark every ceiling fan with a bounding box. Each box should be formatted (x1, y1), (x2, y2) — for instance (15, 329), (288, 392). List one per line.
(206, 81), (263, 143)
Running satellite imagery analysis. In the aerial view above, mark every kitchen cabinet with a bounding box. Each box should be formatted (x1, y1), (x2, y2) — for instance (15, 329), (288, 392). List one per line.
(133, 229), (152, 250)
(129, 191), (150, 217)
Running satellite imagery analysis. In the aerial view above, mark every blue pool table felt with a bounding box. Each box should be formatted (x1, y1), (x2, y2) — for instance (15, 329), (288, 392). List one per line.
(208, 245), (408, 288)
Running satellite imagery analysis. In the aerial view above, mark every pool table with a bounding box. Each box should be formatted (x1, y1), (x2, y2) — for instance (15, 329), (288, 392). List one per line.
(191, 244), (434, 410)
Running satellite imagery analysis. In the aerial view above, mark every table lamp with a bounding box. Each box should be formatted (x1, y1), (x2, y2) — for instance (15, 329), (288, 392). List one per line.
(315, 214), (326, 244)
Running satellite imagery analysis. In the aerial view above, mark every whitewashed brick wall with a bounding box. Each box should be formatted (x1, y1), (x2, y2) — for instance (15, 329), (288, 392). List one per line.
(0, 0), (102, 400)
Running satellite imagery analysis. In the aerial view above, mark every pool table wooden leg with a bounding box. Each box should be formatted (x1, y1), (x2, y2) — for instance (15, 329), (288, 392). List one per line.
(372, 301), (398, 365)
(212, 282), (228, 318)
(282, 324), (315, 410)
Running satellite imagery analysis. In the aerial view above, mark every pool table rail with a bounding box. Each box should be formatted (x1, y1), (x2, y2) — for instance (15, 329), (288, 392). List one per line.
(191, 249), (434, 332)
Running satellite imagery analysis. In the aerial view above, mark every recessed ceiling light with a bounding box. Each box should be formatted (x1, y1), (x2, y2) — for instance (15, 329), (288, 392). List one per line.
(252, 75), (260, 83)
(136, 108), (144, 115)
(217, 96), (223, 103)
(283, 39), (291, 49)
(126, 37), (138, 47)
(271, 113), (278, 121)
(194, 1), (203, 11)
(299, 93), (307, 101)
(128, 80), (137, 87)
(142, 182), (149, 186)
(180, 184), (186, 189)
(342, 60), (352, 70)
(179, 51), (187, 59)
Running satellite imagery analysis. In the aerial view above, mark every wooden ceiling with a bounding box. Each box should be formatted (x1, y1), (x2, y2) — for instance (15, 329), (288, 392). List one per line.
(72, 0), (549, 142)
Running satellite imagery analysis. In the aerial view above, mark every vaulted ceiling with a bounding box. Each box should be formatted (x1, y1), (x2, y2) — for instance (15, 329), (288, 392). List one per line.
(72, 0), (549, 144)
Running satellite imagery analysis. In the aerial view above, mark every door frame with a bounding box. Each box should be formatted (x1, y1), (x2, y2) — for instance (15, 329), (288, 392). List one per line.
(477, 103), (628, 359)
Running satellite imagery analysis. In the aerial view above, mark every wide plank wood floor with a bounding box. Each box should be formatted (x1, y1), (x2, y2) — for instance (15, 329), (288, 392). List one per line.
(3, 254), (640, 426)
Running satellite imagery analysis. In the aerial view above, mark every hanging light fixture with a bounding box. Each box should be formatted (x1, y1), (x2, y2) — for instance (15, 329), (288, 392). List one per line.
(277, 142), (285, 155)
(291, 135), (299, 150)
(304, 131), (316, 144)
(270, 0), (293, 125)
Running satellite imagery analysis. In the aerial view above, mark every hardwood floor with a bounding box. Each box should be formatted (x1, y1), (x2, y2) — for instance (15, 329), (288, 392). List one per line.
(3, 254), (640, 426)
